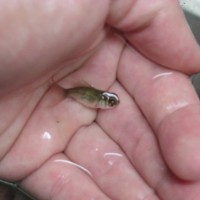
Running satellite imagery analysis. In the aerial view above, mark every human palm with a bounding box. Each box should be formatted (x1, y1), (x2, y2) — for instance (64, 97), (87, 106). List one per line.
(1, 1), (200, 200)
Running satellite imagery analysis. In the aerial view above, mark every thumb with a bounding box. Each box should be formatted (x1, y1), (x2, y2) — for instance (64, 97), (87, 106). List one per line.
(108, 0), (200, 74)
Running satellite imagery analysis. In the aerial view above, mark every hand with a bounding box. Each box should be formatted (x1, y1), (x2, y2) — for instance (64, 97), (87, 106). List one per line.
(0, 1), (200, 199)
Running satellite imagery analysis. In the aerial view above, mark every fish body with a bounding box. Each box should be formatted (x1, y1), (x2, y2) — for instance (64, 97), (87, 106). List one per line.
(65, 87), (119, 109)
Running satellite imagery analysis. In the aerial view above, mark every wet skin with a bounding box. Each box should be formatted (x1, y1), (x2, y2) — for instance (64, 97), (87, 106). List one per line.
(1, 1), (200, 200)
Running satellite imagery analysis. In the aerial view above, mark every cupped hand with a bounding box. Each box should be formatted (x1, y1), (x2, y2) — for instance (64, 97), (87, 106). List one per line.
(1, 1), (200, 200)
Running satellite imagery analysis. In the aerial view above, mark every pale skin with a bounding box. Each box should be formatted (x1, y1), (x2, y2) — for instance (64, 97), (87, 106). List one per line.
(1, 0), (200, 199)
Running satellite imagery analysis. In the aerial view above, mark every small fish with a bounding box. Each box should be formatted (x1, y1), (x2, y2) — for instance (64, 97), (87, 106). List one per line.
(65, 87), (119, 109)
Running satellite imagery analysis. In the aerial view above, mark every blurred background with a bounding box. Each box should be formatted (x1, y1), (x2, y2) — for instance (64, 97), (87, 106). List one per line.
(180, 0), (200, 97)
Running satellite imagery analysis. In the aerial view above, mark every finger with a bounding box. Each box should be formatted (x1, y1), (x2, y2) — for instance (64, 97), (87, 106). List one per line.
(0, 85), (95, 181)
(66, 123), (160, 200)
(21, 153), (111, 200)
(157, 175), (200, 200)
(97, 82), (167, 187)
(108, 0), (200, 73)
(118, 45), (200, 181)
(97, 81), (200, 200)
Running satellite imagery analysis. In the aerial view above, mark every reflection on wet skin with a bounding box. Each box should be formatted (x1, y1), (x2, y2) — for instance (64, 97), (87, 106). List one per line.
(41, 131), (52, 140)
(54, 159), (92, 177)
(103, 152), (124, 166)
(152, 72), (174, 80)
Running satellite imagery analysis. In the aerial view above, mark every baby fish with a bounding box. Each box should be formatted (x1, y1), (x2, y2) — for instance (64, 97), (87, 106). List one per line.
(65, 86), (119, 109)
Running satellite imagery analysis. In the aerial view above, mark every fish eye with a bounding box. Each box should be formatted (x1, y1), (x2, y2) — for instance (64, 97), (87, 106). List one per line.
(107, 98), (116, 106)
(101, 92), (119, 107)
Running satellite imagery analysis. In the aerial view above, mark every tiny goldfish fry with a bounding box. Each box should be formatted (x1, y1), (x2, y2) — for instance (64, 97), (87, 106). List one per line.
(65, 87), (119, 109)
